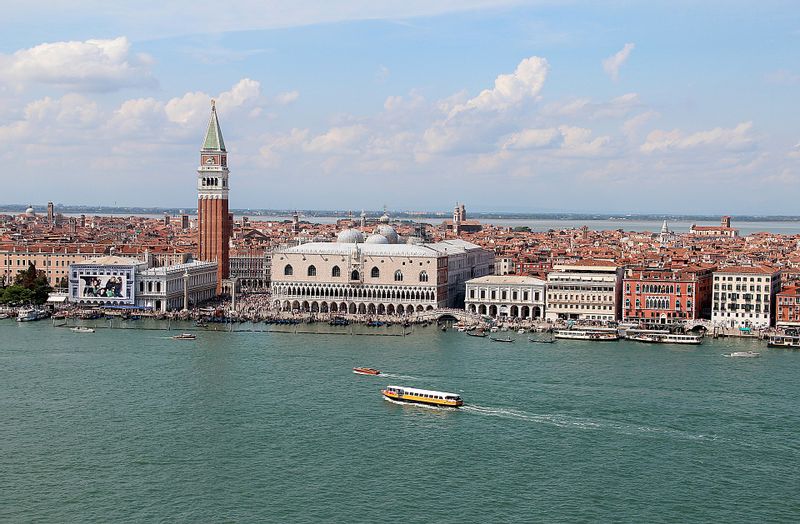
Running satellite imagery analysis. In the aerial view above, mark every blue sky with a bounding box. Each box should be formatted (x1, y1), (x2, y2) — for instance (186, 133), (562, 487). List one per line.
(1, 1), (799, 213)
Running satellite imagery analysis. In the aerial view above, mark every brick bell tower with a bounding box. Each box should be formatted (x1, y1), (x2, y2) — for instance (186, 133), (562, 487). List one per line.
(197, 100), (231, 294)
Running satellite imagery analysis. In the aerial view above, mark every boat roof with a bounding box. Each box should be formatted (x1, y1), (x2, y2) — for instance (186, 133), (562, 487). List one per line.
(385, 385), (460, 397)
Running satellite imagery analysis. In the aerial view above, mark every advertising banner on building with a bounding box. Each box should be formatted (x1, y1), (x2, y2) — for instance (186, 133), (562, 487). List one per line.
(78, 274), (128, 300)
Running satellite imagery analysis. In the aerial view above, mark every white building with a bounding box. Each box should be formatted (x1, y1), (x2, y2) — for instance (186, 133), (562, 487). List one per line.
(69, 256), (146, 307)
(136, 260), (218, 312)
(69, 256), (217, 312)
(465, 275), (546, 319)
(270, 226), (493, 315)
(546, 261), (623, 321)
(711, 266), (779, 329)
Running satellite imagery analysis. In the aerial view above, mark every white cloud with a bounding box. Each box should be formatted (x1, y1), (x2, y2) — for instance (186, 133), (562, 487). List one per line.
(165, 78), (262, 126)
(622, 110), (660, 137)
(449, 56), (549, 116)
(558, 125), (611, 156)
(275, 90), (300, 105)
(0, 37), (155, 92)
(501, 128), (561, 150)
(304, 125), (367, 154)
(108, 97), (165, 136)
(641, 122), (756, 153)
(602, 43), (635, 81)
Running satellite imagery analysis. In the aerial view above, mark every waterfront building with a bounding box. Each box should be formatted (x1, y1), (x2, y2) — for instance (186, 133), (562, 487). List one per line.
(197, 100), (232, 294)
(270, 226), (493, 315)
(2, 245), (114, 287)
(711, 266), (779, 329)
(229, 249), (271, 291)
(68, 255), (217, 311)
(545, 261), (623, 321)
(69, 256), (147, 306)
(622, 266), (714, 323)
(465, 275), (546, 319)
(135, 261), (217, 312)
(689, 216), (739, 238)
(775, 285), (800, 328)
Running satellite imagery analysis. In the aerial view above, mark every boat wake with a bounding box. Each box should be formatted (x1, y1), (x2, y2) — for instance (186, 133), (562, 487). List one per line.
(462, 405), (718, 442)
(379, 373), (421, 380)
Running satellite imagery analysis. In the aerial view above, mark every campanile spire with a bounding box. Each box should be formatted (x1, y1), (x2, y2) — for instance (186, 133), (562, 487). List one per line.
(197, 100), (231, 294)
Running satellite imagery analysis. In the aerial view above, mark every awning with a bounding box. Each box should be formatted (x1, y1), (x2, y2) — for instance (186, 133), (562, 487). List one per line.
(47, 295), (68, 303)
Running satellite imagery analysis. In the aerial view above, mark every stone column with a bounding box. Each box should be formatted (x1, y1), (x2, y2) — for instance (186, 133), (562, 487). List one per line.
(183, 271), (189, 311)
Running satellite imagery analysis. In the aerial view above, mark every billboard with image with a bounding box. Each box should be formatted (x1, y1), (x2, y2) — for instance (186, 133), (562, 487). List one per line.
(78, 274), (128, 300)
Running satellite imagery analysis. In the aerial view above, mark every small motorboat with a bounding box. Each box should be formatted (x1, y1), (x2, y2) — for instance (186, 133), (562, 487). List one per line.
(467, 331), (487, 338)
(518, 329), (526, 334)
(490, 336), (514, 343)
(353, 367), (381, 375)
(172, 333), (197, 340)
(724, 351), (761, 358)
(70, 326), (95, 333)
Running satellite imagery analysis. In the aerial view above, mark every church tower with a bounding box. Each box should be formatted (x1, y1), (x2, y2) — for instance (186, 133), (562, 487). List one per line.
(197, 100), (231, 294)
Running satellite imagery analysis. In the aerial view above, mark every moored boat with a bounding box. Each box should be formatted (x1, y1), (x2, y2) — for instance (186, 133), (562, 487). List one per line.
(626, 333), (702, 345)
(467, 331), (487, 338)
(172, 333), (196, 340)
(353, 367), (381, 375)
(382, 385), (463, 408)
(554, 329), (619, 341)
(71, 326), (95, 333)
(16, 307), (50, 322)
(767, 335), (800, 348)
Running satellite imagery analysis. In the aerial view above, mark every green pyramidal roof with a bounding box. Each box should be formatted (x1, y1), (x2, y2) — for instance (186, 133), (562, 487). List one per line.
(202, 102), (226, 151)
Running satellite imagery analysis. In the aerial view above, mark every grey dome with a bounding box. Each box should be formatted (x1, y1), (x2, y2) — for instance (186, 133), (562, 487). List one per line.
(374, 225), (398, 244)
(337, 228), (364, 244)
(365, 234), (390, 244)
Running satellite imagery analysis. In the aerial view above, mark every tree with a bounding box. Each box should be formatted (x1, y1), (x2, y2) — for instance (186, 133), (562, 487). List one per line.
(0, 286), (34, 305)
(5, 263), (52, 305)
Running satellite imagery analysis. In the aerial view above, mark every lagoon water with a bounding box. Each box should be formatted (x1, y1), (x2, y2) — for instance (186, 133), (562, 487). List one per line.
(2, 320), (799, 522)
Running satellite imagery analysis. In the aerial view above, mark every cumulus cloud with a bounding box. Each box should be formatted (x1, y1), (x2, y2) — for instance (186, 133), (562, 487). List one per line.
(449, 56), (549, 116)
(165, 78), (262, 126)
(602, 43), (635, 81)
(641, 122), (756, 153)
(0, 37), (155, 92)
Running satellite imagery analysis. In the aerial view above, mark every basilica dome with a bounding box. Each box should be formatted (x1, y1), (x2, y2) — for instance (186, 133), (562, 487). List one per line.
(365, 233), (390, 244)
(374, 225), (398, 244)
(337, 228), (364, 244)
(24, 205), (35, 217)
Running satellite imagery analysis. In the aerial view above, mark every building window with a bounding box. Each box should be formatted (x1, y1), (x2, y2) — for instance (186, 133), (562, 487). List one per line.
(332, 266), (340, 277)
(419, 271), (428, 282)
(394, 270), (403, 282)
(284, 265), (293, 276)
(371, 267), (380, 278)
(307, 265), (316, 277)
(351, 270), (360, 280)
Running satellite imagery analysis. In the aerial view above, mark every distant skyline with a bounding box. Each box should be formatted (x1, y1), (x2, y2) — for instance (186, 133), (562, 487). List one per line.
(2, 1), (799, 213)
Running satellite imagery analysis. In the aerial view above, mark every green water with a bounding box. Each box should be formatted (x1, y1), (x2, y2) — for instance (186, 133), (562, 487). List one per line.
(2, 321), (799, 523)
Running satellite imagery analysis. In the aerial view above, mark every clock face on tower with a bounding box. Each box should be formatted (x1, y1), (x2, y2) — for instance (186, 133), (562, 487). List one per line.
(205, 157), (214, 165)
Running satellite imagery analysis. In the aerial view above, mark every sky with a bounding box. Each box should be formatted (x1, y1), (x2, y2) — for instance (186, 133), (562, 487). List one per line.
(1, 0), (799, 214)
